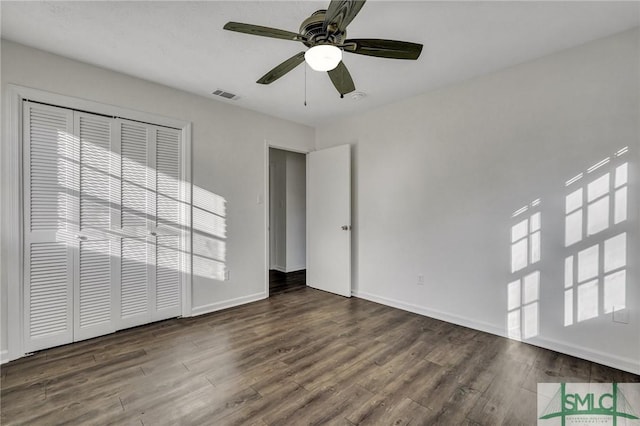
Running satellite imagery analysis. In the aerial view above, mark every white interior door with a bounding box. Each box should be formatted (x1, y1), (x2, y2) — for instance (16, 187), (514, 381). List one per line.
(117, 121), (183, 327)
(152, 126), (183, 321)
(307, 144), (351, 297)
(23, 102), (75, 352)
(74, 112), (117, 341)
(117, 119), (153, 329)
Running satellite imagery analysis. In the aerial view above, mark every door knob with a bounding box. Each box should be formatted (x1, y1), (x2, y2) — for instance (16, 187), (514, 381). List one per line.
(76, 235), (88, 241)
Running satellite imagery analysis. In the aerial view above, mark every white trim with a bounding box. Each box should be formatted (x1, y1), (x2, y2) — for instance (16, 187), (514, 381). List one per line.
(0, 350), (9, 365)
(190, 292), (266, 317)
(306, 153), (310, 295)
(270, 265), (287, 273)
(264, 141), (270, 297)
(3, 84), (192, 361)
(530, 335), (640, 375)
(353, 290), (504, 336)
(3, 85), (25, 362)
(181, 123), (193, 318)
(267, 142), (311, 155)
(9, 85), (187, 129)
(352, 290), (640, 375)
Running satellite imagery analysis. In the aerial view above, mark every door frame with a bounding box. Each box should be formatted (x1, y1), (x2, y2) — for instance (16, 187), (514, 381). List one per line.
(3, 84), (192, 362)
(263, 141), (311, 296)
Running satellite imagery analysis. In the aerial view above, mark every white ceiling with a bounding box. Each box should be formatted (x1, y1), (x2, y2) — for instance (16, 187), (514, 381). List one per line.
(2, 1), (639, 127)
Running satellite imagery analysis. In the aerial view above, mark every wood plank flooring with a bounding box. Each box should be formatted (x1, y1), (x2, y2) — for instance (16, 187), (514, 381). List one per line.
(269, 269), (306, 296)
(2, 274), (638, 425)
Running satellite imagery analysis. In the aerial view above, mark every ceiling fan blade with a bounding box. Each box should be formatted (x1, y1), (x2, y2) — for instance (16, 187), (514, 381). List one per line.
(257, 52), (306, 85)
(327, 61), (356, 96)
(323, 0), (366, 33)
(344, 39), (423, 60)
(224, 22), (304, 41)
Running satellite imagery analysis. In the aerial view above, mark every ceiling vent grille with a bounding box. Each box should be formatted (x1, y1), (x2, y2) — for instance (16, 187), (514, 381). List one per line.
(212, 89), (240, 100)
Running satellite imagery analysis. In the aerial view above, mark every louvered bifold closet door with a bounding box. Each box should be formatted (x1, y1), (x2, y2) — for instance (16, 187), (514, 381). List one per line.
(23, 102), (75, 352)
(73, 112), (118, 341)
(116, 119), (154, 329)
(153, 127), (183, 320)
(24, 104), (185, 352)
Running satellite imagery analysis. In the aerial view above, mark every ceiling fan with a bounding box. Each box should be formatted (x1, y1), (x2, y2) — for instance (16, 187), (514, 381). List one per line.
(223, 0), (423, 98)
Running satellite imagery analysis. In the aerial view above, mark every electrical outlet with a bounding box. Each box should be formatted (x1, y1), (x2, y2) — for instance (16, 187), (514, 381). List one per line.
(417, 274), (424, 285)
(224, 270), (230, 281)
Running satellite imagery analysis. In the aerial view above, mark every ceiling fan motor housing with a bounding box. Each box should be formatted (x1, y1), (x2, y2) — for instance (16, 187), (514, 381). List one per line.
(300, 10), (346, 47)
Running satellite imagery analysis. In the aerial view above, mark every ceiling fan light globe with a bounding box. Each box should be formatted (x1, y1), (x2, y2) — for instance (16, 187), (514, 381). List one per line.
(305, 45), (342, 72)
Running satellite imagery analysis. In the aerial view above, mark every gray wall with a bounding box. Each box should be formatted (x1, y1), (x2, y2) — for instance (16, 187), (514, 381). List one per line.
(269, 148), (287, 271)
(1, 40), (315, 357)
(269, 148), (306, 273)
(316, 28), (640, 373)
(285, 151), (306, 272)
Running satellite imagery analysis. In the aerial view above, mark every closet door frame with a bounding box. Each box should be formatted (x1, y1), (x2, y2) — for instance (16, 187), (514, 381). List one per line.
(4, 85), (192, 362)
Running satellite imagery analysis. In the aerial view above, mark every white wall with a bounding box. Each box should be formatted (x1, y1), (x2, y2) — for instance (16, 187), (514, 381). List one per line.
(285, 151), (306, 272)
(316, 29), (640, 373)
(0, 40), (314, 358)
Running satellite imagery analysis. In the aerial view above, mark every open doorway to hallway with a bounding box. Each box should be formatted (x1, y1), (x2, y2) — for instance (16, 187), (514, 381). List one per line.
(268, 147), (307, 296)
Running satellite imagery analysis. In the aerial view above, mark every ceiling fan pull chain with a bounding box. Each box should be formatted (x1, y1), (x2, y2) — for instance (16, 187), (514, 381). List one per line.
(304, 63), (307, 107)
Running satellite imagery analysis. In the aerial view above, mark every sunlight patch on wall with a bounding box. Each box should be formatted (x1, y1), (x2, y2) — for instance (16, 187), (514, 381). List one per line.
(50, 130), (225, 281)
(563, 148), (628, 326)
(192, 186), (227, 282)
(508, 199), (541, 340)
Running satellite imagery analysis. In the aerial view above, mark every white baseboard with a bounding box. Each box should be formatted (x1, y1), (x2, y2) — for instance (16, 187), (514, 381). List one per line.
(0, 350), (9, 365)
(190, 292), (267, 317)
(271, 265), (286, 273)
(353, 290), (504, 336)
(528, 335), (640, 375)
(352, 290), (639, 375)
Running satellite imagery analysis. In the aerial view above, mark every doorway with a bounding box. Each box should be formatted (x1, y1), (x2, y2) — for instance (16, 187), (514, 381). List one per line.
(268, 147), (307, 296)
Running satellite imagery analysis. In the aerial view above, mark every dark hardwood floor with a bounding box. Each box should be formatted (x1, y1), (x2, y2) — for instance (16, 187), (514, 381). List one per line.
(2, 278), (638, 425)
(269, 269), (306, 296)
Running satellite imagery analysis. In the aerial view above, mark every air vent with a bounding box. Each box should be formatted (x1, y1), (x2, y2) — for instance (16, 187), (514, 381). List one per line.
(212, 89), (240, 101)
